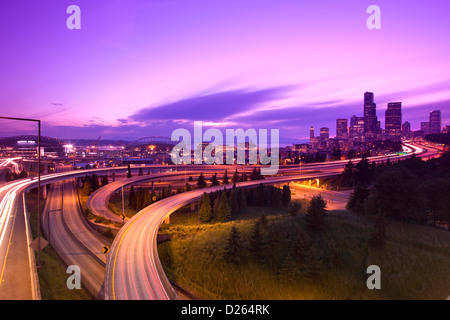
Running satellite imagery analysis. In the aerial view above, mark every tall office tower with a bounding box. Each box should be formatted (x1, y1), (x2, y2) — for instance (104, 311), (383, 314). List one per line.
(350, 115), (365, 142)
(429, 110), (441, 134)
(385, 102), (402, 140)
(336, 119), (348, 140)
(402, 121), (411, 140)
(320, 127), (330, 140)
(310, 126), (315, 139)
(364, 92), (378, 139)
(421, 122), (430, 136)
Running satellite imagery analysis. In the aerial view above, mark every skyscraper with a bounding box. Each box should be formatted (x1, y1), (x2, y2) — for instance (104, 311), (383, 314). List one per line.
(429, 110), (441, 134)
(320, 127), (329, 140)
(364, 92), (378, 139)
(402, 121), (411, 140)
(336, 119), (348, 140)
(350, 115), (365, 142)
(310, 126), (315, 139)
(421, 122), (430, 136)
(385, 102), (402, 140)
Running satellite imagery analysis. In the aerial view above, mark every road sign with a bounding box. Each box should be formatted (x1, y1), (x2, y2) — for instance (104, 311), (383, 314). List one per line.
(152, 196), (157, 202)
(103, 246), (109, 254)
(30, 237), (48, 252)
(121, 214), (126, 220)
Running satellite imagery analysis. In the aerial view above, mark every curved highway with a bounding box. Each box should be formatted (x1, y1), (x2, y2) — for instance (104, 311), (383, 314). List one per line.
(105, 142), (432, 300)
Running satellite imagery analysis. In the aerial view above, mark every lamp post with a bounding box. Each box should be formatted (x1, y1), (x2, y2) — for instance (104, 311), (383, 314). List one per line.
(0, 116), (42, 266)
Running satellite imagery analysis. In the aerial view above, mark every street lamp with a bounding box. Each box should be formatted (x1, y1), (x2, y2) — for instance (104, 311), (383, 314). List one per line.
(0, 116), (42, 266)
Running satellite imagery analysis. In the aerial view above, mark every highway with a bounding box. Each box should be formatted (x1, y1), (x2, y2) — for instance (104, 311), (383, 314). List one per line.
(104, 142), (432, 300)
(42, 180), (109, 298)
(0, 141), (437, 299)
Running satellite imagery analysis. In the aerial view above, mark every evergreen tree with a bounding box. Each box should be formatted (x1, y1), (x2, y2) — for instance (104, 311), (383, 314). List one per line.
(277, 252), (299, 282)
(197, 172), (207, 188)
(90, 174), (100, 191)
(232, 169), (240, 183)
(302, 246), (322, 280)
(217, 192), (232, 222)
(249, 221), (263, 260)
(250, 167), (259, 180)
(213, 196), (221, 220)
(230, 188), (240, 216)
(101, 175), (109, 186)
(281, 185), (291, 207)
(291, 228), (310, 262)
(199, 192), (212, 223)
(255, 183), (266, 206)
(270, 186), (282, 208)
(222, 169), (229, 185)
(83, 178), (93, 196)
(338, 160), (354, 187)
(210, 173), (220, 186)
(237, 188), (247, 215)
(346, 183), (370, 214)
(306, 195), (327, 231)
(223, 226), (244, 264)
(127, 164), (132, 178)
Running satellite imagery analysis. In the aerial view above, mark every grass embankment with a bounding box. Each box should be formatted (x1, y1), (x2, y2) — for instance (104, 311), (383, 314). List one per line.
(77, 189), (122, 242)
(157, 202), (450, 300)
(25, 189), (92, 300)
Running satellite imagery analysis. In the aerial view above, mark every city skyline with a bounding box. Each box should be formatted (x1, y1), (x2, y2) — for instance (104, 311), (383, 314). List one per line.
(0, 1), (449, 142)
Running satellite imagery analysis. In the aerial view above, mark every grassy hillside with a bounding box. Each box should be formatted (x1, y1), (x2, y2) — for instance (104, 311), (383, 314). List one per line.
(157, 205), (450, 300)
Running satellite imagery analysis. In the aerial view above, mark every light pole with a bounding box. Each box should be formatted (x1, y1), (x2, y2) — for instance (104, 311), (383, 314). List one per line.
(0, 116), (42, 266)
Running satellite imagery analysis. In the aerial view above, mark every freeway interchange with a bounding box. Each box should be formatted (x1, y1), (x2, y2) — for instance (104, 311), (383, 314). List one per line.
(0, 142), (438, 300)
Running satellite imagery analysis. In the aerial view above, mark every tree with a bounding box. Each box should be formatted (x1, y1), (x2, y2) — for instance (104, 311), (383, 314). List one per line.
(197, 172), (207, 188)
(230, 188), (240, 216)
(422, 178), (450, 228)
(127, 164), (132, 178)
(277, 253), (299, 282)
(306, 195), (327, 231)
(249, 221), (263, 260)
(217, 192), (232, 222)
(223, 226), (244, 264)
(222, 169), (229, 185)
(338, 160), (354, 187)
(371, 167), (425, 223)
(90, 174), (100, 191)
(354, 157), (371, 185)
(232, 169), (240, 184)
(281, 185), (291, 207)
(237, 188), (247, 215)
(83, 178), (93, 196)
(288, 201), (302, 216)
(302, 246), (322, 280)
(101, 176), (109, 186)
(291, 228), (310, 262)
(346, 183), (370, 214)
(210, 173), (220, 186)
(199, 192), (212, 222)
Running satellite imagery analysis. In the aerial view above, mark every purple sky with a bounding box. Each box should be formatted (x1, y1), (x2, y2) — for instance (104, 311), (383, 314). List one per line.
(0, 0), (449, 143)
